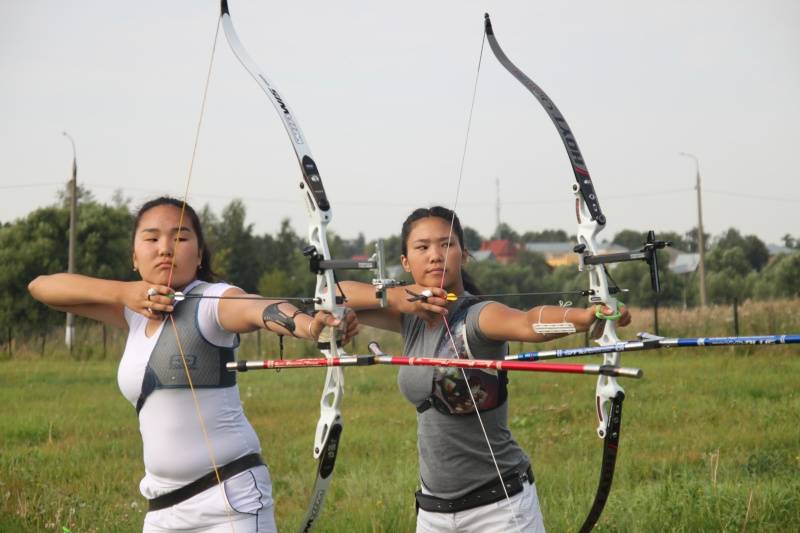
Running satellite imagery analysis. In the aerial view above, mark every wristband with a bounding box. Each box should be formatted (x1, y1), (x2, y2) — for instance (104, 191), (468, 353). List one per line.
(262, 303), (309, 337)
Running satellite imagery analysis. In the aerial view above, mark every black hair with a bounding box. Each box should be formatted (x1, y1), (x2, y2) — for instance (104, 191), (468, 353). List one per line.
(400, 206), (480, 295)
(131, 196), (216, 282)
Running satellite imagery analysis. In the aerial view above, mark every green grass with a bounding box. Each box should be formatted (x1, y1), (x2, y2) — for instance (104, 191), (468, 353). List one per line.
(2, 316), (800, 532)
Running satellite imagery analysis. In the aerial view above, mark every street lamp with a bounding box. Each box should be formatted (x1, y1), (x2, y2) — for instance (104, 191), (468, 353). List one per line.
(62, 132), (78, 349)
(679, 152), (707, 308)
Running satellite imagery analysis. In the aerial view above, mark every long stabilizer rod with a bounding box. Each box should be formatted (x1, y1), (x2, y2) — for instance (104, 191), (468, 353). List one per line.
(227, 342), (643, 379)
(506, 333), (800, 362)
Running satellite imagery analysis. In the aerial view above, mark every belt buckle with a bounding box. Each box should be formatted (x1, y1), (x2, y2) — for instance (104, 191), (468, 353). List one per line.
(520, 465), (533, 485)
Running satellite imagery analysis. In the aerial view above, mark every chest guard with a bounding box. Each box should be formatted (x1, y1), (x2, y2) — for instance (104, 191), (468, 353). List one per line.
(136, 282), (238, 415)
(421, 299), (508, 416)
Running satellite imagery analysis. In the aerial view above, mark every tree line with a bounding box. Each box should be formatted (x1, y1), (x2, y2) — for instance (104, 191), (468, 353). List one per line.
(2, 190), (798, 344)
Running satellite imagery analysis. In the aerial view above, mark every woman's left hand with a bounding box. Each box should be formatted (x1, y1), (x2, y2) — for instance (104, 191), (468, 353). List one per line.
(588, 304), (632, 338)
(308, 308), (359, 345)
(617, 305), (632, 327)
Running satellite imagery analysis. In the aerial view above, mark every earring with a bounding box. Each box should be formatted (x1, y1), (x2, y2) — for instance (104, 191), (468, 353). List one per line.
(133, 266), (138, 272)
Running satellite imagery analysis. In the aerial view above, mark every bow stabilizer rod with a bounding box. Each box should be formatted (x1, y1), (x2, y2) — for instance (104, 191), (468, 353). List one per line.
(227, 342), (644, 378)
(638, 332), (800, 348)
(506, 332), (800, 362)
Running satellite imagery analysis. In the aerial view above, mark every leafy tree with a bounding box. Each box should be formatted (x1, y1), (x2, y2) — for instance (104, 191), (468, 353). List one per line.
(612, 230), (686, 252)
(56, 183), (94, 206)
(520, 229), (569, 243)
(326, 231), (369, 261)
(349, 233), (367, 257)
(706, 246), (751, 278)
(684, 227), (711, 254)
(462, 226), (483, 251)
(111, 189), (132, 208)
(206, 200), (262, 291)
(547, 265), (589, 305)
(705, 247), (754, 303)
(654, 231), (687, 252)
(373, 234), (402, 261)
(198, 204), (220, 234)
(257, 252), (314, 301)
(511, 249), (551, 273)
(611, 230), (649, 251)
(713, 228), (769, 272)
(781, 234), (797, 249)
(77, 202), (135, 279)
(607, 259), (683, 307)
(0, 201), (132, 340)
(752, 252), (800, 299)
(493, 223), (519, 243)
(1, 208), (67, 339)
(273, 219), (305, 270)
(467, 253), (558, 309)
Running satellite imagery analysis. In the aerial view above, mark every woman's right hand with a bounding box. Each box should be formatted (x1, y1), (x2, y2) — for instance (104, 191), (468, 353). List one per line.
(124, 281), (175, 319)
(402, 285), (451, 326)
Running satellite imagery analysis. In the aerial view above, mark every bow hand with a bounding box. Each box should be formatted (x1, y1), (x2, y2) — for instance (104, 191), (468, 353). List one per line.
(587, 304), (631, 339)
(308, 308), (359, 345)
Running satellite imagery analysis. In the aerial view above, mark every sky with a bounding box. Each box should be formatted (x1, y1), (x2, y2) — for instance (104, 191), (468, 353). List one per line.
(2, 1), (799, 247)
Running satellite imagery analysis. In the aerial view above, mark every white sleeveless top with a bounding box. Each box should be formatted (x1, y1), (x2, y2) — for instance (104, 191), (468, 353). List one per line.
(117, 280), (261, 499)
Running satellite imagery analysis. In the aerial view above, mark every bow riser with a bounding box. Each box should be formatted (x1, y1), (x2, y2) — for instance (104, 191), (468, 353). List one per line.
(574, 175), (624, 439)
(220, 3), (344, 530)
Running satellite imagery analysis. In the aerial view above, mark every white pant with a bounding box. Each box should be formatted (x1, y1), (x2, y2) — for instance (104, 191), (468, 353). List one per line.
(416, 482), (546, 533)
(143, 466), (276, 533)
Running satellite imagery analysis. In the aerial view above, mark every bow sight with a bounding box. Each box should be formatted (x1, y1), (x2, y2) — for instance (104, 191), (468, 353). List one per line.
(302, 239), (405, 307)
(574, 230), (672, 294)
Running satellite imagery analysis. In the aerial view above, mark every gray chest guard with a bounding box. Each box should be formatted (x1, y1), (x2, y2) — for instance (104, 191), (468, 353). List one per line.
(135, 282), (239, 415)
(420, 299), (508, 416)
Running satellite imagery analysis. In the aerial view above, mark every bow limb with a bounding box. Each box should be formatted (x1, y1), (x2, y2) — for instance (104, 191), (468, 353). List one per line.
(575, 191), (625, 533)
(220, 2), (344, 531)
(484, 13), (625, 532)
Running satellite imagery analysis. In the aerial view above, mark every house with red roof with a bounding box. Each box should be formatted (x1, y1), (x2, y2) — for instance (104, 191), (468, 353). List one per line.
(479, 239), (517, 265)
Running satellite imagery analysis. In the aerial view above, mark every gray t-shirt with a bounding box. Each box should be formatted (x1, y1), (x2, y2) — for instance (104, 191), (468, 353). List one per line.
(398, 296), (530, 499)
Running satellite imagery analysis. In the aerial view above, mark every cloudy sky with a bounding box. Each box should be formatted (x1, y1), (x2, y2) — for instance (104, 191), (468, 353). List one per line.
(2, 0), (799, 246)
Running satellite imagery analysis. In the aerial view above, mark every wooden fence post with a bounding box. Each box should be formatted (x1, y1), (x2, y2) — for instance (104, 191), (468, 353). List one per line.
(653, 297), (660, 336)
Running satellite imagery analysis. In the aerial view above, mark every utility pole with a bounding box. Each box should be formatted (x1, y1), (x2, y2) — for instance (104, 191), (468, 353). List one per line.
(63, 132), (78, 350)
(494, 178), (500, 238)
(679, 152), (707, 307)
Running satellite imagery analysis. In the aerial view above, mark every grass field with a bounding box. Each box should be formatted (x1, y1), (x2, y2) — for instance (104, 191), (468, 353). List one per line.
(1, 301), (799, 532)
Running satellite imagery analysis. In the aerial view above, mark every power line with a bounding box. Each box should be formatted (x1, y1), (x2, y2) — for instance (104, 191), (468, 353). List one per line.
(0, 182), (64, 190)
(3, 181), (798, 206)
(705, 189), (800, 203)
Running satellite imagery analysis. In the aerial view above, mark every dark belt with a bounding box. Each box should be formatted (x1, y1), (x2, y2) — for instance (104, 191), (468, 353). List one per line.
(147, 453), (264, 512)
(415, 464), (534, 514)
